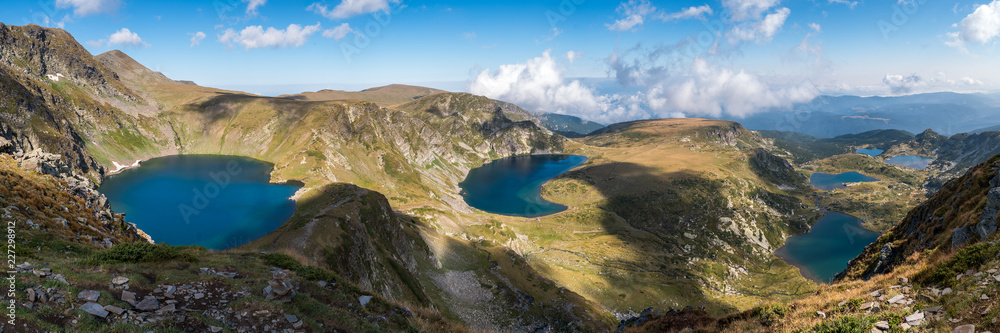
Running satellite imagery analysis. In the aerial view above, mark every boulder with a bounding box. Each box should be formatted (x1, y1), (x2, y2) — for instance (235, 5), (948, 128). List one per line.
(135, 296), (160, 311)
(112, 276), (129, 285)
(953, 324), (975, 333)
(77, 290), (100, 302)
(81, 302), (109, 318)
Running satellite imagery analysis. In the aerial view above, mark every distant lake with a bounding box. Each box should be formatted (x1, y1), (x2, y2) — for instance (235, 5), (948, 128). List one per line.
(98, 155), (301, 250)
(855, 148), (884, 157)
(460, 154), (587, 217)
(775, 212), (880, 283)
(809, 172), (879, 191)
(886, 155), (934, 169)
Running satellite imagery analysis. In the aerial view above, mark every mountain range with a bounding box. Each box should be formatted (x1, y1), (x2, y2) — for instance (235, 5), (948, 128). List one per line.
(3, 23), (1000, 333)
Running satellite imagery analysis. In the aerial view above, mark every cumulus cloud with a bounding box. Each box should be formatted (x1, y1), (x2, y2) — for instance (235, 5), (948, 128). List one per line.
(607, 1), (713, 32)
(659, 5), (713, 21)
(108, 28), (145, 48)
(189, 32), (206, 47)
(947, 0), (1000, 50)
(322, 23), (354, 41)
(728, 6), (790, 43)
(308, 0), (399, 19)
(606, 0), (656, 32)
(469, 49), (816, 124)
(961, 77), (985, 86)
(808, 23), (822, 32)
(565, 51), (582, 64)
(468, 51), (616, 120)
(721, 0), (779, 22)
(219, 23), (322, 49)
(828, 0), (859, 8)
(245, 0), (267, 16)
(883, 74), (924, 95)
(56, 0), (120, 16)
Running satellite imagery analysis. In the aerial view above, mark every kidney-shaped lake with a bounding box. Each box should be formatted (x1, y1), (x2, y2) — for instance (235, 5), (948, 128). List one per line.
(98, 155), (301, 250)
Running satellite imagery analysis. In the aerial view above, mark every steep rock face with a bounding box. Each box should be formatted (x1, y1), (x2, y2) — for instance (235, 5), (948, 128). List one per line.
(0, 24), (141, 106)
(749, 148), (808, 188)
(0, 153), (147, 248)
(840, 154), (1000, 280)
(258, 184), (427, 303)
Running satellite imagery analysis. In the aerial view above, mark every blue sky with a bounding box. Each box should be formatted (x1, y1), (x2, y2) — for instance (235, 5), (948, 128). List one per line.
(3, 0), (999, 123)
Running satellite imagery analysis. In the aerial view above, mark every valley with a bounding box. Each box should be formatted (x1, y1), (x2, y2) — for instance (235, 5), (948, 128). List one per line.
(2, 21), (1000, 333)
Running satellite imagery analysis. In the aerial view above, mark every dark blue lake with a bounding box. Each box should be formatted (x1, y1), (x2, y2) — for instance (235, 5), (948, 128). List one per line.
(460, 154), (587, 217)
(775, 212), (880, 283)
(855, 148), (884, 157)
(886, 155), (934, 169)
(809, 171), (878, 191)
(98, 155), (301, 250)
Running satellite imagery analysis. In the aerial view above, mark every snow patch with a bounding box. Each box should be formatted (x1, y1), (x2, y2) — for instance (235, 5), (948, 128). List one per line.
(45, 73), (65, 82)
(110, 160), (141, 173)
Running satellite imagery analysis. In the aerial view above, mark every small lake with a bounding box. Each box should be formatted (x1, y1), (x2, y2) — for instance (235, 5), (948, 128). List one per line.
(855, 148), (884, 157)
(775, 212), (880, 283)
(885, 155), (934, 169)
(809, 172), (879, 191)
(98, 155), (301, 250)
(460, 154), (587, 217)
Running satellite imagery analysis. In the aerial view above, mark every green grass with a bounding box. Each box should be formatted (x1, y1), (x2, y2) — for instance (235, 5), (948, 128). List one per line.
(85, 243), (201, 265)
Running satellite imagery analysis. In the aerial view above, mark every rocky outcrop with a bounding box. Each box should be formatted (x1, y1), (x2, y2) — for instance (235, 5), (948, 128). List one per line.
(749, 148), (808, 188)
(840, 154), (1000, 280)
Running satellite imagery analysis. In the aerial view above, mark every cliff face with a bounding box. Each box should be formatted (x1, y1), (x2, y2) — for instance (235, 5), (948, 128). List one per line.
(840, 154), (1000, 280)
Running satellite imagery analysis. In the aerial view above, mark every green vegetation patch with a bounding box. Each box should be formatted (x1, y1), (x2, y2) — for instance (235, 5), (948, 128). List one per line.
(914, 242), (1000, 287)
(86, 243), (200, 265)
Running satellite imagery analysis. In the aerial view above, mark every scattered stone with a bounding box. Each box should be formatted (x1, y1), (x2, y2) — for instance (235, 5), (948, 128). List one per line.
(905, 311), (924, 325)
(155, 303), (176, 316)
(900, 322), (910, 330)
(77, 290), (100, 302)
(359, 295), (373, 308)
(135, 296), (160, 311)
(900, 277), (909, 284)
(121, 291), (137, 306)
(194, 293), (205, 300)
(112, 276), (129, 285)
(81, 302), (109, 318)
(209, 326), (222, 332)
(861, 302), (877, 311)
(104, 305), (125, 315)
(888, 295), (906, 304)
(284, 314), (299, 323)
(50, 274), (68, 285)
(953, 324), (975, 333)
(875, 321), (890, 330)
(317, 281), (328, 288)
(923, 306), (942, 314)
(871, 290), (881, 297)
(982, 294), (990, 301)
(942, 288), (953, 295)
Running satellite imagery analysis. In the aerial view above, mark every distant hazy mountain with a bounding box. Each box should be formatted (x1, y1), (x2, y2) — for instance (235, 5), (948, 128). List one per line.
(973, 124), (1000, 133)
(533, 113), (605, 137)
(736, 92), (1000, 138)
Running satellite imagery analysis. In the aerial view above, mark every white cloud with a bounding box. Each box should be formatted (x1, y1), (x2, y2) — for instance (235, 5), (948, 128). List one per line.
(606, 0), (655, 32)
(882, 74), (924, 95)
(462, 32), (477, 40)
(659, 5), (713, 21)
(85, 39), (105, 48)
(108, 28), (145, 48)
(961, 77), (985, 86)
(219, 23), (322, 49)
(189, 32), (207, 47)
(721, 0), (779, 22)
(308, 0), (399, 19)
(828, 0), (859, 9)
(56, 0), (120, 16)
(322, 23), (354, 41)
(565, 51), (582, 64)
(947, 0), (1000, 50)
(728, 7), (790, 43)
(468, 51), (621, 122)
(808, 22), (822, 32)
(607, 1), (712, 32)
(245, 0), (267, 16)
(469, 49), (816, 124)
